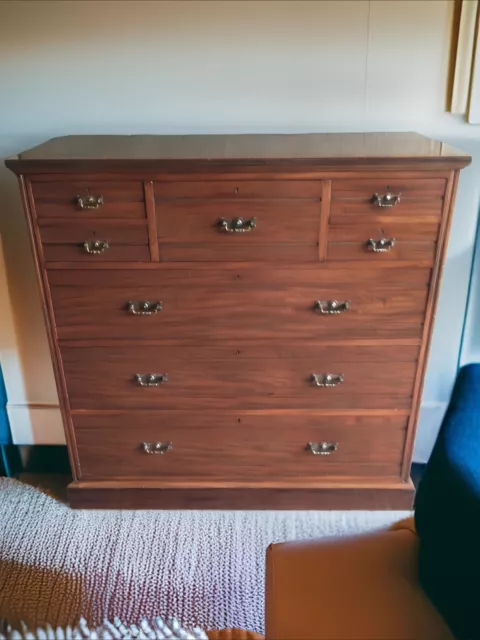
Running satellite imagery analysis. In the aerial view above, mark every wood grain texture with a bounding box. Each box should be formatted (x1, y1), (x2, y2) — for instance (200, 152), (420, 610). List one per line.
(5, 133), (469, 509)
(50, 275), (428, 342)
(401, 169), (459, 480)
(330, 200), (443, 218)
(155, 180), (323, 199)
(68, 481), (415, 510)
(144, 181), (159, 262)
(318, 180), (331, 261)
(331, 177), (447, 197)
(31, 181), (146, 218)
(61, 345), (418, 410)
(37, 219), (149, 245)
(327, 240), (436, 264)
(22, 179), (81, 480)
(156, 200), (322, 262)
(43, 245), (150, 262)
(72, 412), (407, 481)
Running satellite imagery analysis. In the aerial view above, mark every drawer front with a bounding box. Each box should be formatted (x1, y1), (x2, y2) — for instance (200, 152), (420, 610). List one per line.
(155, 180), (323, 199)
(330, 177), (445, 219)
(328, 220), (438, 264)
(43, 245), (150, 262)
(61, 345), (418, 410)
(39, 219), (150, 262)
(49, 269), (429, 342)
(31, 180), (146, 218)
(156, 200), (321, 262)
(73, 412), (407, 480)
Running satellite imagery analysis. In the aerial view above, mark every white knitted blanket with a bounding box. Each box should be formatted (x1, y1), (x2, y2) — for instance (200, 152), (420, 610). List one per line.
(0, 478), (410, 634)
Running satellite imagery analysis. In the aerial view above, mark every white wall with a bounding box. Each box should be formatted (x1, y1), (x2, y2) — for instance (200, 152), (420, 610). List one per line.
(0, 0), (479, 459)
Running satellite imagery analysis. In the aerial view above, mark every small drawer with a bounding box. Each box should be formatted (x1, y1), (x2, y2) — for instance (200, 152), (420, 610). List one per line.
(61, 345), (418, 410)
(328, 222), (437, 264)
(31, 180), (146, 218)
(48, 268), (430, 342)
(43, 244), (151, 262)
(156, 200), (321, 262)
(72, 411), (407, 481)
(155, 180), (323, 199)
(38, 219), (149, 245)
(330, 177), (445, 220)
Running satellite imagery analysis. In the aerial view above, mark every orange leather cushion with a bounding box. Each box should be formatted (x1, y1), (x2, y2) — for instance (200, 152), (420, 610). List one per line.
(266, 527), (454, 640)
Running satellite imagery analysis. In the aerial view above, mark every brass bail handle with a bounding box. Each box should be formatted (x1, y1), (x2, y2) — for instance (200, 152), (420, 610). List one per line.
(75, 194), (104, 210)
(371, 192), (401, 208)
(127, 301), (163, 316)
(307, 442), (338, 456)
(83, 240), (109, 254)
(218, 217), (257, 233)
(142, 442), (172, 455)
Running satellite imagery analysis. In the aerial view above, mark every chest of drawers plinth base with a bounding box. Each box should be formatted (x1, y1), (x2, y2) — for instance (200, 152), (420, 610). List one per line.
(6, 133), (470, 509)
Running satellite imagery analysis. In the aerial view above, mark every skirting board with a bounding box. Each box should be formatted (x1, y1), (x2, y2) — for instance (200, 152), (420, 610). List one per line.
(8, 401), (447, 462)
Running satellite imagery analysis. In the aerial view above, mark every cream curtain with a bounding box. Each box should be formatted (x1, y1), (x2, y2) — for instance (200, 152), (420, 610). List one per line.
(449, 0), (480, 122)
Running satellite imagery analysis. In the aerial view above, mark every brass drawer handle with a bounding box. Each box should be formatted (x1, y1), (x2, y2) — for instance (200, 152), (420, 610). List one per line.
(367, 238), (396, 253)
(142, 441), (172, 455)
(127, 301), (162, 315)
(314, 300), (350, 314)
(75, 194), (104, 210)
(312, 373), (344, 387)
(83, 240), (109, 254)
(307, 441), (338, 456)
(135, 373), (168, 386)
(218, 217), (256, 233)
(371, 192), (401, 208)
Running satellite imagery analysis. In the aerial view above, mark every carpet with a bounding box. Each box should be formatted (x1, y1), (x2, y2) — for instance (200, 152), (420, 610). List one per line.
(0, 477), (411, 635)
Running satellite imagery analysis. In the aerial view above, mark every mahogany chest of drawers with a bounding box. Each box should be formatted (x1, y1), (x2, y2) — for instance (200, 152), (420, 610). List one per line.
(6, 133), (470, 509)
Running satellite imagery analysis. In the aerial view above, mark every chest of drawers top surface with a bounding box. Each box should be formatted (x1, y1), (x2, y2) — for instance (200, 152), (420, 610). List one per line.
(6, 133), (470, 510)
(6, 132), (470, 172)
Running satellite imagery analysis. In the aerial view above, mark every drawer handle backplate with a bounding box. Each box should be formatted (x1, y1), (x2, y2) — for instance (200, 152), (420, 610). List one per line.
(371, 192), (401, 208)
(218, 217), (256, 233)
(127, 301), (163, 315)
(135, 373), (168, 387)
(75, 194), (104, 210)
(312, 373), (344, 387)
(142, 441), (172, 455)
(307, 441), (338, 456)
(314, 300), (350, 314)
(367, 238), (396, 253)
(83, 240), (109, 254)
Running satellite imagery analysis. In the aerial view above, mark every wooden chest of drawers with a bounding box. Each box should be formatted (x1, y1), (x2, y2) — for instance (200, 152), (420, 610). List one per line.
(6, 133), (470, 509)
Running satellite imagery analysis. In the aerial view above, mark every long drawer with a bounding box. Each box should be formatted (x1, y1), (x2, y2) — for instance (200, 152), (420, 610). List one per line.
(61, 345), (418, 410)
(48, 268), (430, 342)
(73, 412), (407, 481)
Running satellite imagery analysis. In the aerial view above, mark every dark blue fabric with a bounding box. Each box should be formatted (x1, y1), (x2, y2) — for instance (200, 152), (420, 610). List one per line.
(415, 363), (480, 640)
(0, 364), (11, 445)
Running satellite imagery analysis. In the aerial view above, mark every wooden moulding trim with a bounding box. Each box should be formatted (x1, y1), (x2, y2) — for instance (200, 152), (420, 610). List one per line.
(18, 169), (455, 182)
(70, 477), (413, 489)
(318, 180), (331, 261)
(44, 260), (436, 270)
(400, 169), (459, 481)
(6, 158), (471, 175)
(143, 181), (159, 262)
(69, 408), (411, 417)
(21, 177), (81, 480)
(68, 481), (415, 510)
(59, 338), (422, 348)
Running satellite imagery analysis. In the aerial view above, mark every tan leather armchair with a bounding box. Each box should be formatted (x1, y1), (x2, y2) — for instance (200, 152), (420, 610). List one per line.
(265, 518), (454, 640)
